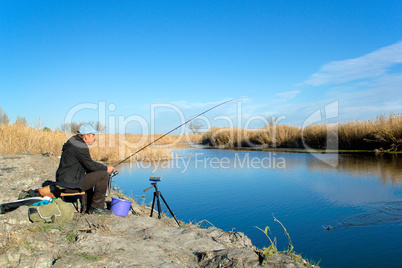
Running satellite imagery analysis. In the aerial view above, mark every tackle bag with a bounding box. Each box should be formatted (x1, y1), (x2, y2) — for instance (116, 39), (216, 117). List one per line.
(28, 198), (75, 223)
(38, 184), (61, 198)
(19, 184), (60, 199)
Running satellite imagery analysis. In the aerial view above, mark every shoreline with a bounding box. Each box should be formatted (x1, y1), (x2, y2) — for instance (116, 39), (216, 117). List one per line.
(200, 145), (402, 154)
(0, 153), (318, 267)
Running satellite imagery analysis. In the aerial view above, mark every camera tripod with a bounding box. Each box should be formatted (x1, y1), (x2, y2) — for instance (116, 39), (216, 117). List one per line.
(144, 181), (181, 227)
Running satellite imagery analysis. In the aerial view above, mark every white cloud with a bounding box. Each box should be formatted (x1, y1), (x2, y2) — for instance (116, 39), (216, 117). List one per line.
(275, 41), (402, 124)
(254, 90), (301, 107)
(302, 41), (402, 86)
(276, 90), (300, 99)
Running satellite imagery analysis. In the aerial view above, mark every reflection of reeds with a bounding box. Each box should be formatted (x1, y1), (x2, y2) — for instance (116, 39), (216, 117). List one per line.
(0, 124), (202, 163)
(306, 154), (402, 184)
(202, 113), (402, 151)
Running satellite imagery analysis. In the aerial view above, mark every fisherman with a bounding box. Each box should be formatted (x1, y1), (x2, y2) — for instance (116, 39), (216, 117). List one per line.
(56, 124), (115, 215)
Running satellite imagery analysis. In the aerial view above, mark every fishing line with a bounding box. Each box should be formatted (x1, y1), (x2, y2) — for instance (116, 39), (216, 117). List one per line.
(115, 98), (242, 167)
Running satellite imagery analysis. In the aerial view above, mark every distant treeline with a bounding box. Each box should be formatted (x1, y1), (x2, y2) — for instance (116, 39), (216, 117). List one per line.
(201, 113), (401, 152)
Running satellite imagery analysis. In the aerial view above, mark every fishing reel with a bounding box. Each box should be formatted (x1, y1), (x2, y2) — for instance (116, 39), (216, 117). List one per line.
(107, 170), (119, 196)
(110, 170), (119, 178)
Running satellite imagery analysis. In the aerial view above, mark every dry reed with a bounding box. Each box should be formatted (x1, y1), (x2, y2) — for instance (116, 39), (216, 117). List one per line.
(0, 124), (202, 163)
(201, 113), (402, 151)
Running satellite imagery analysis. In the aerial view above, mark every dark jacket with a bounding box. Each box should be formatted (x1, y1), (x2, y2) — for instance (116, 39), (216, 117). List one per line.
(56, 135), (107, 189)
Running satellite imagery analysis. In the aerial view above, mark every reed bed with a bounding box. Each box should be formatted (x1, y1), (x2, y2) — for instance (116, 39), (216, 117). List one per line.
(0, 124), (202, 163)
(201, 113), (402, 151)
(0, 123), (67, 156)
(2, 113), (399, 162)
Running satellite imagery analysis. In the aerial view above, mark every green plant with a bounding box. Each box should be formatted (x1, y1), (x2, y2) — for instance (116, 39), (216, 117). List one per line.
(28, 223), (63, 234)
(256, 215), (320, 266)
(273, 214), (294, 253)
(77, 252), (102, 262)
(255, 225), (277, 264)
(23, 239), (35, 253)
(28, 224), (51, 233)
(305, 257), (322, 267)
(65, 231), (78, 243)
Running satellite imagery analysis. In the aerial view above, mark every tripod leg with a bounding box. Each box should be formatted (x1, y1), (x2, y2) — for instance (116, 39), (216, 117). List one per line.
(159, 193), (181, 227)
(150, 192), (157, 217)
(156, 192), (162, 219)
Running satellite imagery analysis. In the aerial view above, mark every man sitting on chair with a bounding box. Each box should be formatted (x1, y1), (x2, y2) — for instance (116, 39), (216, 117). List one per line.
(56, 124), (115, 215)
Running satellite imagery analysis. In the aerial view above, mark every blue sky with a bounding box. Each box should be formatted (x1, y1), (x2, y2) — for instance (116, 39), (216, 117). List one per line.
(1, 0), (401, 134)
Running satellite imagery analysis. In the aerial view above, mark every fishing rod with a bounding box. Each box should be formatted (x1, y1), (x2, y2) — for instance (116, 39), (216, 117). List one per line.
(115, 98), (239, 167)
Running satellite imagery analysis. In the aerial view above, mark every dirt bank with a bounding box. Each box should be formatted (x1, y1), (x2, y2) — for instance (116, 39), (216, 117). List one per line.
(0, 153), (316, 267)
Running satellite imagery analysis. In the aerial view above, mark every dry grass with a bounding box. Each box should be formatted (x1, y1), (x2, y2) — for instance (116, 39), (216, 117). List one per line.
(0, 123), (202, 163)
(2, 113), (399, 162)
(0, 123), (67, 155)
(201, 113), (402, 151)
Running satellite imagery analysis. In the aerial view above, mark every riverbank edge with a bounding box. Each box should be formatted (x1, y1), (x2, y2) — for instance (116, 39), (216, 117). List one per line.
(201, 145), (402, 154)
(0, 153), (318, 267)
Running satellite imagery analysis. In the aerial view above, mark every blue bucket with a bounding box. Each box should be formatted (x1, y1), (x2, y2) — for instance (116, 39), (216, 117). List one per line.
(110, 197), (133, 217)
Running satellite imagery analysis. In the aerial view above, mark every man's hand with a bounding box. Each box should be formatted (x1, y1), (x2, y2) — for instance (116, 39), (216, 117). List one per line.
(107, 165), (115, 173)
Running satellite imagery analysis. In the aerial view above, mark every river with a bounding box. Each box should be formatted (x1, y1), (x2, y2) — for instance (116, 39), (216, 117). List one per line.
(116, 148), (402, 268)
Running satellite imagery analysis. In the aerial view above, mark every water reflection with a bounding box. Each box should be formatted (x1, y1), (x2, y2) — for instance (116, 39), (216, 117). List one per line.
(278, 152), (402, 206)
(306, 153), (402, 184)
(310, 176), (398, 206)
(116, 149), (402, 268)
(123, 150), (401, 185)
(334, 201), (402, 228)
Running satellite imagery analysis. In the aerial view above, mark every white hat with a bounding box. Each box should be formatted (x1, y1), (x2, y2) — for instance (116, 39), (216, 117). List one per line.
(78, 124), (99, 135)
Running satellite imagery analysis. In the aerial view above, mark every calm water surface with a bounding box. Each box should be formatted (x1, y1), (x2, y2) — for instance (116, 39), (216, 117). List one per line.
(116, 149), (402, 268)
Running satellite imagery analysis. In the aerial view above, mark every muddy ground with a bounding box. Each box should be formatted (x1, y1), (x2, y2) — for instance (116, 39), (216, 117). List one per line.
(0, 153), (316, 267)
